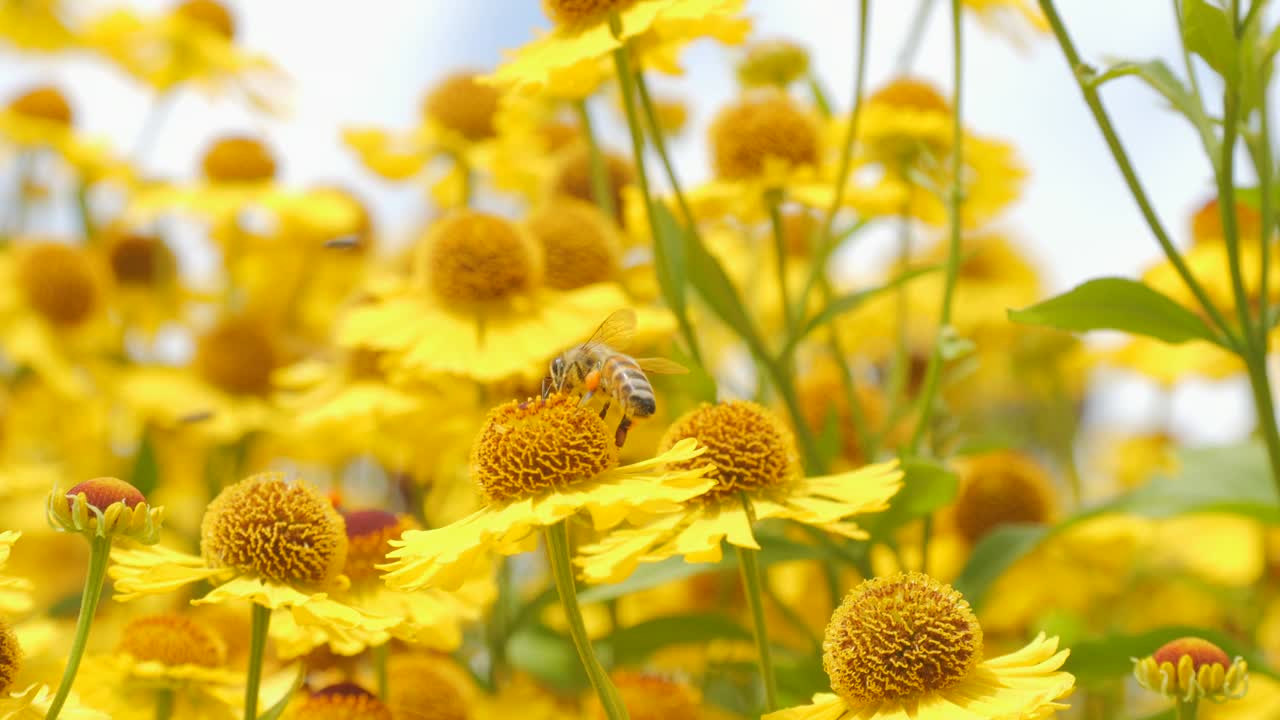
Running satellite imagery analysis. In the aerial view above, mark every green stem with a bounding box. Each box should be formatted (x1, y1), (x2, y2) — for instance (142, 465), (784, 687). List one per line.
(1037, 0), (1242, 351)
(244, 603), (271, 720)
(766, 190), (796, 337)
(1172, 0), (1208, 129)
(735, 496), (778, 712)
(487, 556), (512, 689)
(1176, 696), (1200, 720)
(807, 73), (833, 118)
(1255, 72), (1273, 352)
(1244, 353), (1280, 494)
(75, 182), (95, 242)
(573, 100), (617, 220)
(45, 534), (111, 720)
(374, 643), (389, 700)
(895, 0), (937, 74)
(907, 0), (964, 453)
(544, 521), (629, 720)
(154, 689), (174, 720)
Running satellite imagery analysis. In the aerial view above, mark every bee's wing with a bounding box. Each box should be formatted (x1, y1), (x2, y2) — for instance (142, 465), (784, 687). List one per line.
(634, 357), (689, 375)
(581, 309), (637, 353)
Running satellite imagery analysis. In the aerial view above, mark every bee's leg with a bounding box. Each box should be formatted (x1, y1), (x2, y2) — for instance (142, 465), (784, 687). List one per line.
(598, 399), (611, 419)
(579, 390), (595, 406)
(540, 376), (551, 400)
(614, 415), (632, 447)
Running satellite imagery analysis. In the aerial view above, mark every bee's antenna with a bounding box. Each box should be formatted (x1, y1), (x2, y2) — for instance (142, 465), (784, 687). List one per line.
(540, 376), (551, 400)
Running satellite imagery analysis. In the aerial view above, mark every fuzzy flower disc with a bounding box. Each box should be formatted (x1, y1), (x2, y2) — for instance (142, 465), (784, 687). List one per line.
(709, 93), (818, 180)
(17, 242), (99, 326)
(542, 0), (634, 26)
(418, 209), (543, 306)
(201, 473), (348, 586)
(386, 654), (470, 720)
(9, 85), (73, 125)
(117, 614), (228, 668)
(174, 0), (236, 38)
(201, 136), (277, 183)
(343, 509), (417, 583)
(953, 451), (1055, 544)
(194, 318), (279, 396)
(527, 196), (621, 290)
(297, 683), (393, 720)
(604, 671), (701, 720)
(823, 572), (983, 704)
(868, 78), (950, 113)
(0, 622), (19, 695)
(424, 71), (500, 142)
(659, 401), (795, 502)
(554, 146), (633, 220)
(472, 394), (619, 503)
(106, 231), (174, 287)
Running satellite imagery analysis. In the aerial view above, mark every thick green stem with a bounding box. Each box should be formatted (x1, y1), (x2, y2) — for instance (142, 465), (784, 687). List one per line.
(1245, 353), (1280, 493)
(1037, 0), (1242, 351)
(1256, 71), (1273, 351)
(374, 643), (389, 700)
(1176, 696), (1200, 720)
(486, 555), (512, 689)
(735, 496), (778, 712)
(907, 0), (965, 453)
(154, 689), (174, 720)
(544, 521), (629, 720)
(244, 603), (271, 720)
(45, 534), (111, 720)
(895, 0), (937, 74)
(574, 100), (617, 220)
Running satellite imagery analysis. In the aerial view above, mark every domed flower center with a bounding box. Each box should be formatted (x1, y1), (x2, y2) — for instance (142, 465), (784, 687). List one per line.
(864, 79), (953, 165)
(201, 473), (348, 586)
(1154, 637), (1230, 670)
(9, 86), (73, 126)
(823, 572), (983, 703)
(0, 622), (20, 695)
(386, 654), (470, 720)
(201, 136), (277, 183)
(343, 509), (416, 583)
(297, 683), (392, 720)
(554, 146), (633, 220)
(117, 614), (227, 668)
(1192, 197), (1261, 245)
(174, 0), (236, 39)
(660, 401), (795, 502)
(67, 477), (146, 511)
(424, 71), (500, 142)
(527, 196), (621, 290)
(869, 78), (951, 114)
(605, 671), (701, 720)
(418, 209), (543, 306)
(194, 318), (279, 396)
(17, 242), (99, 327)
(952, 451), (1055, 544)
(472, 394), (618, 503)
(710, 93), (818, 181)
(736, 39), (811, 88)
(542, 0), (635, 26)
(1135, 636), (1248, 702)
(106, 231), (174, 287)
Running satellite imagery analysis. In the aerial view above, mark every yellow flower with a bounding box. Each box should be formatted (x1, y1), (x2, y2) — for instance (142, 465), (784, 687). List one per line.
(76, 614), (242, 720)
(0, 618), (106, 719)
(1133, 636), (1248, 704)
(381, 393), (716, 592)
(1191, 195), (1262, 246)
(0, 0), (78, 51)
(47, 477), (163, 544)
(271, 508), (493, 658)
(0, 87), (130, 185)
(736, 38), (811, 89)
(1203, 674), (1280, 720)
(765, 572), (1074, 720)
(486, 0), (750, 99)
(0, 534), (31, 616)
(577, 401), (901, 584)
(81, 1), (285, 112)
(285, 682), (393, 720)
(962, 0), (1049, 44)
(337, 209), (650, 384)
(109, 473), (398, 652)
(587, 671), (703, 719)
(384, 652), (476, 720)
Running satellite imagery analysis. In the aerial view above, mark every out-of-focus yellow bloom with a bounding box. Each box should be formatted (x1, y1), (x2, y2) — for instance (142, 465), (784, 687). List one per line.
(382, 394), (716, 592)
(579, 401), (901, 584)
(1191, 195), (1262, 246)
(82, 1), (286, 112)
(0, 684), (107, 719)
(1203, 673), (1280, 720)
(0, 534), (30, 616)
(961, 0), (1049, 45)
(0, 86), (132, 184)
(0, 0), (77, 51)
(1101, 432), (1179, 491)
(766, 573), (1074, 720)
(487, 0), (750, 99)
(736, 38), (811, 89)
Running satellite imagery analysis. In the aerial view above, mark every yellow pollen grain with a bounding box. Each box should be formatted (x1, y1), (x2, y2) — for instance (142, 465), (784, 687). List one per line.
(17, 242), (99, 327)
(201, 136), (277, 183)
(542, 0), (635, 26)
(952, 451), (1056, 544)
(0, 622), (20, 695)
(418, 209), (543, 306)
(194, 317), (279, 396)
(471, 394), (618, 503)
(118, 614), (227, 668)
(526, 196), (621, 290)
(553, 145), (634, 220)
(823, 572), (983, 704)
(174, 0), (236, 39)
(423, 71), (501, 142)
(709, 93), (819, 180)
(659, 401), (795, 502)
(386, 653), (471, 720)
(201, 473), (348, 586)
(8, 86), (73, 126)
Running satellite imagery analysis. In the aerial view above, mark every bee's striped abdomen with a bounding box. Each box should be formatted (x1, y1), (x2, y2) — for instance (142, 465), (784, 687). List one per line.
(603, 355), (657, 417)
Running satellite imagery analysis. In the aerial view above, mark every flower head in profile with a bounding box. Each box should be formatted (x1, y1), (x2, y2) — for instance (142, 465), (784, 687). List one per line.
(1133, 637), (1248, 704)
(381, 393), (716, 592)
(766, 572), (1074, 720)
(0, 87), (130, 183)
(337, 209), (643, 384)
(736, 38), (811, 89)
(487, 0), (750, 99)
(47, 477), (163, 544)
(109, 472), (397, 650)
(578, 401), (901, 584)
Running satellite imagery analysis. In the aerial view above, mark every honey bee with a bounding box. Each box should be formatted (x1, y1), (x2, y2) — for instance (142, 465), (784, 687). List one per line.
(544, 309), (687, 447)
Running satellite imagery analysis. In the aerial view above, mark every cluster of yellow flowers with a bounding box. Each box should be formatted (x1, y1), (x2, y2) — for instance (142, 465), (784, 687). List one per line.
(1, 0), (1279, 719)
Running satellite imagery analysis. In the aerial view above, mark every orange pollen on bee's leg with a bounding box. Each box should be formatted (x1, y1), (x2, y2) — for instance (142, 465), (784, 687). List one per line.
(585, 369), (602, 391)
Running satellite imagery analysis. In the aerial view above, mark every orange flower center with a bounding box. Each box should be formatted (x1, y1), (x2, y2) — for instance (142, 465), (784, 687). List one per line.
(660, 401), (795, 502)
(201, 136), (277, 183)
(423, 71), (501, 142)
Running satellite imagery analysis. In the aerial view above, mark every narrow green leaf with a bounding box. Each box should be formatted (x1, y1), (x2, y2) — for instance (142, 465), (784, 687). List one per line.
(1009, 277), (1225, 347)
(864, 457), (959, 538)
(1093, 59), (1217, 154)
(651, 202), (688, 318)
(1065, 626), (1275, 687)
(1182, 0), (1239, 80)
(950, 524), (1051, 610)
(684, 217), (761, 346)
(506, 624), (587, 691)
(609, 613), (751, 665)
(129, 430), (160, 498)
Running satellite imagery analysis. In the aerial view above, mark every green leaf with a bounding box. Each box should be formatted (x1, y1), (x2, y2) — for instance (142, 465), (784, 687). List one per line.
(577, 557), (722, 605)
(684, 217), (761, 347)
(950, 524), (1051, 610)
(609, 613), (751, 665)
(864, 457), (959, 538)
(1182, 0), (1239, 80)
(1065, 626), (1275, 687)
(128, 431), (160, 498)
(651, 202), (688, 318)
(1093, 59), (1218, 155)
(1009, 277), (1225, 347)
(506, 624), (587, 691)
